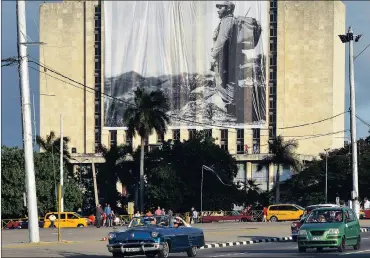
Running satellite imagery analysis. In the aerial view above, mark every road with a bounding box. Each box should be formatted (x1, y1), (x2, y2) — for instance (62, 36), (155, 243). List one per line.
(3, 231), (370, 257)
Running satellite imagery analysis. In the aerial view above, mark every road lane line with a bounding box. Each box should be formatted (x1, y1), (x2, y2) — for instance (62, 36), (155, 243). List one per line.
(340, 249), (370, 255)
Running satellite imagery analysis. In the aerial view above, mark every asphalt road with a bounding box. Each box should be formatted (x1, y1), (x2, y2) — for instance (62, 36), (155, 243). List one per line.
(3, 232), (370, 257)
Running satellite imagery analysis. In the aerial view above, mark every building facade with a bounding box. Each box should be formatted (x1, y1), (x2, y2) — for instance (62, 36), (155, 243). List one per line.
(39, 0), (346, 191)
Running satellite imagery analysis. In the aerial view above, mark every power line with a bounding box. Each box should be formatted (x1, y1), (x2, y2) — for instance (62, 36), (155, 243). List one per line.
(356, 115), (370, 128)
(28, 57), (347, 138)
(354, 42), (370, 61)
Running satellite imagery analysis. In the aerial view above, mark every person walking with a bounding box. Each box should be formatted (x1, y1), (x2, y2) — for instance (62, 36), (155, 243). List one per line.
(49, 213), (56, 228)
(262, 206), (268, 222)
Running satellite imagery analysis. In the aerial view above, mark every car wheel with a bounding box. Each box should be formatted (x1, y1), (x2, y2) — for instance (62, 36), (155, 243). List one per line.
(353, 236), (361, 250)
(338, 237), (346, 252)
(270, 216), (278, 222)
(77, 224), (84, 228)
(316, 247), (323, 252)
(186, 246), (197, 257)
(158, 241), (169, 258)
(298, 247), (306, 253)
(292, 236), (297, 242)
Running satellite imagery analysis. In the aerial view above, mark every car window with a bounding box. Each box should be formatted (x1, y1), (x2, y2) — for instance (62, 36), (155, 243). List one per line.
(269, 206), (279, 211)
(45, 214), (51, 219)
(66, 213), (79, 219)
(344, 210), (353, 222)
(280, 206), (295, 211)
(306, 209), (343, 223)
(348, 210), (356, 222)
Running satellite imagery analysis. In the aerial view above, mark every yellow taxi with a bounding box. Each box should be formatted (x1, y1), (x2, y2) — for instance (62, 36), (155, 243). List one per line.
(43, 212), (88, 228)
(267, 204), (304, 222)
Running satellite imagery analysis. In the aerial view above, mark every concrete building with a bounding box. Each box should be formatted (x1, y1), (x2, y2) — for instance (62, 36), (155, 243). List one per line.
(39, 0), (346, 192)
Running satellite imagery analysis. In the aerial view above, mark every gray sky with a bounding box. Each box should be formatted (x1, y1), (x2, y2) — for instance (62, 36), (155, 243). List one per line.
(1, 1), (369, 147)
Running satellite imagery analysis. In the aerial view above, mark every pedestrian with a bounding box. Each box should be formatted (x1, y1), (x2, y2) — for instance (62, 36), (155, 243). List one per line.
(95, 204), (103, 228)
(190, 207), (195, 224)
(161, 208), (165, 215)
(134, 211), (141, 217)
(364, 198), (370, 210)
(155, 206), (162, 216)
(262, 206), (268, 222)
(49, 213), (56, 228)
(192, 209), (199, 224)
(108, 210), (114, 227)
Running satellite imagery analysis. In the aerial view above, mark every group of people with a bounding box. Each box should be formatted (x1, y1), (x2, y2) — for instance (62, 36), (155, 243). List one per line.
(95, 203), (115, 228)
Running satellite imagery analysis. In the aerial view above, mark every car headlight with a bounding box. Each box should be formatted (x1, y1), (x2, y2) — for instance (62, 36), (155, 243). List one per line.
(108, 233), (116, 240)
(299, 230), (307, 236)
(327, 228), (340, 234)
(151, 232), (159, 238)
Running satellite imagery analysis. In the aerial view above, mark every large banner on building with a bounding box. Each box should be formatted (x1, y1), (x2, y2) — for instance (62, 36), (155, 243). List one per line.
(104, 1), (267, 128)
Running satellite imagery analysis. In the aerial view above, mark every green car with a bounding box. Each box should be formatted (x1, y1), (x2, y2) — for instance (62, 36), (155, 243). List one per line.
(297, 207), (361, 253)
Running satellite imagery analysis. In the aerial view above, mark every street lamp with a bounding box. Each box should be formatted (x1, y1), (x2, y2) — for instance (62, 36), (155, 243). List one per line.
(338, 26), (362, 219)
(324, 148), (330, 203)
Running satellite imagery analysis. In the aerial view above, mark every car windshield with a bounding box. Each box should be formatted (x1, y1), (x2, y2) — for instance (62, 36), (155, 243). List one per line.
(128, 215), (171, 228)
(306, 210), (343, 223)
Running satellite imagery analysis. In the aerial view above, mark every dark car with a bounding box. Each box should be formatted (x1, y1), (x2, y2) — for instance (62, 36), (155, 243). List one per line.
(107, 215), (205, 258)
(291, 204), (339, 241)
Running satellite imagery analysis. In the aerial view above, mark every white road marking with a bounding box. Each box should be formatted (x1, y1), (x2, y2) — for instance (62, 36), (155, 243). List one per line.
(204, 252), (248, 257)
(340, 249), (370, 255)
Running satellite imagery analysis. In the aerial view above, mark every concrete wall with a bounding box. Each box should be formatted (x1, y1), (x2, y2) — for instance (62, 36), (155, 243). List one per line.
(39, 1), (98, 154)
(276, 0), (346, 156)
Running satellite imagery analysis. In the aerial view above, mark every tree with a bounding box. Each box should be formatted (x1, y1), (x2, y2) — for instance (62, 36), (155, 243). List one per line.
(97, 144), (136, 210)
(144, 132), (246, 212)
(123, 87), (170, 212)
(1, 146), (83, 219)
(278, 135), (370, 206)
(36, 131), (71, 161)
(257, 135), (300, 203)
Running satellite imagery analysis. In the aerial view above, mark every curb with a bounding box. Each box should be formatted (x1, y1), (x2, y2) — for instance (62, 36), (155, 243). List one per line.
(199, 236), (292, 249)
(200, 228), (370, 249)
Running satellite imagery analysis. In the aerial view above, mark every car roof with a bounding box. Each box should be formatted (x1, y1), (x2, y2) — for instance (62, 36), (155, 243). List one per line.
(312, 207), (345, 211)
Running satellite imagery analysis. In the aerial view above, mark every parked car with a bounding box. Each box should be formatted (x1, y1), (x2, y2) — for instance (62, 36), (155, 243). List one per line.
(291, 204), (339, 241)
(267, 204), (304, 222)
(107, 215), (205, 257)
(297, 206), (361, 253)
(43, 212), (88, 228)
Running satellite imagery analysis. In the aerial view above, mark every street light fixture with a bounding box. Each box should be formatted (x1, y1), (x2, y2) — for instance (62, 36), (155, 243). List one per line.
(338, 26), (361, 219)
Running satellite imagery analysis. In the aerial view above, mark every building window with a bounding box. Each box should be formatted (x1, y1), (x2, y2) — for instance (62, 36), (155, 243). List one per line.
(157, 132), (164, 143)
(252, 129), (260, 154)
(270, 55), (277, 66)
(203, 129), (212, 138)
(220, 129), (228, 151)
(270, 0), (277, 9)
(173, 129), (180, 141)
(110, 130), (117, 147)
(270, 26), (277, 38)
(269, 97), (276, 110)
(188, 129), (196, 140)
(94, 3), (102, 153)
(270, 10), (277, 23)
(125, 132), (132, 146)
(236, 129), (244, 154)
(269, 85), (276, 96)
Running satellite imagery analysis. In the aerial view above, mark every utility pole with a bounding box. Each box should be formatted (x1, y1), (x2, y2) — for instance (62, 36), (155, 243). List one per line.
(16, 0), (40, 243)
(91, 162), (99, 206)
(60, 114), (64, 212)
(324, 148), (330, 203)
(338, 27), (362, 219)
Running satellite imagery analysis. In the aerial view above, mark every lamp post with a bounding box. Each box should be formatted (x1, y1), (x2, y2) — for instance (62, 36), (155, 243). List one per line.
(338, 27), (362, 219)
(324, 148), (330, 203)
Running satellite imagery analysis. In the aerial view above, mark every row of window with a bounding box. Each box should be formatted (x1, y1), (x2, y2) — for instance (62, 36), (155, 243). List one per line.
(109, 129), (261, 154)
(94, 4), (102, 152)
(269, 0), (278, 151)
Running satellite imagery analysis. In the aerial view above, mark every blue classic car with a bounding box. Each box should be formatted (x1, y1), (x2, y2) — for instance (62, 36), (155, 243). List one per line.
(107, 215), (205, 257)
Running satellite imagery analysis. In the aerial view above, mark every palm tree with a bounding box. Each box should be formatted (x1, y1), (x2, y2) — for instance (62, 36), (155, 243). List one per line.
(36, 131), (71, 161)
(123, 87), (170, 212)
(257, 135), (301, 203)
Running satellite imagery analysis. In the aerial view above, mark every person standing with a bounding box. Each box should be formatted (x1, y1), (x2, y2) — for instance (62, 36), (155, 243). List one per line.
(192, 209), (199, 224)
(96, 204), (103, 228)
(104, 204), (112, 227)
(364, 197), (370, 210)
(155, 206), (162, 216)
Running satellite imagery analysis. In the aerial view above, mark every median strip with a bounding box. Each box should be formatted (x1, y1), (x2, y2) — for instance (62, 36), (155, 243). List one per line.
(199, 236), (293, 249)
(200, 228), (370, 249)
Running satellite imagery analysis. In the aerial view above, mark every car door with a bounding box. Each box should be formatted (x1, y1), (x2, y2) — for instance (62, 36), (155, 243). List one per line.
(278, 205), (289, 221)
(343, 210), (354, 244)
(348, 209), (360, 244)
(66, 213), (78, 227)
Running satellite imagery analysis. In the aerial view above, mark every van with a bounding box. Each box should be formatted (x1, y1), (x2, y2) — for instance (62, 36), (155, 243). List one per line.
(43, 212), (88, 228)
(267, 204), (304, 222)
